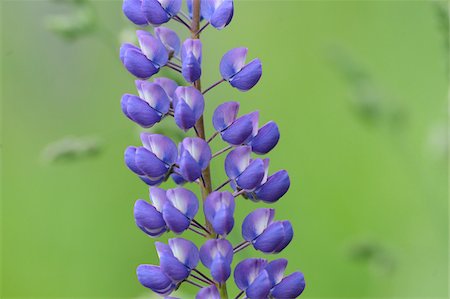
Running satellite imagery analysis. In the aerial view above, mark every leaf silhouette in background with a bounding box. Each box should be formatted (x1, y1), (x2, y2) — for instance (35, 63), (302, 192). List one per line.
(41, 136), (102, 163)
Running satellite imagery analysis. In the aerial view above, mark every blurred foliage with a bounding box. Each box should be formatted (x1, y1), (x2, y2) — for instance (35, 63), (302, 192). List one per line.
(346, 239), (396, 276)
(45, 0), (97, 41)
(41, 136), (102, 163)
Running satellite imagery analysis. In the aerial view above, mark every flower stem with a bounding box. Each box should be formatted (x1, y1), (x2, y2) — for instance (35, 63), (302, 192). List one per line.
(212, 145), (232, 158)
(234, 290), (244, 299)
(192, 1), (229, 297)
(203, 79), (225, 94)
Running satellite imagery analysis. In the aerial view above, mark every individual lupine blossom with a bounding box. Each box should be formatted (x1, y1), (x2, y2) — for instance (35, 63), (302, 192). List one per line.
(120, 0), (305, 298)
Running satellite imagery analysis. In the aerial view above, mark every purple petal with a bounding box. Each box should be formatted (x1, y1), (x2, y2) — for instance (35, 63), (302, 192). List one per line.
(155, 27), (181, 56)
(179, 151), (203, 181)
(196, 285), (220, 299)
(171, 173), (187, 185)
(234, 258), (268, 290)
(255, 170), (290, 203)
(174, 100), (196, 130)
(200, 0), (216, 20)
(135, 147), (169, 177)
(149, 187), (167, 212)
(229, 58), (262, 91)
(162, 202), (190, 233)
(139, 175), (164, 186)
(134, 199), (167, 237)
(224, 146), (251, 179)
(250, 121), (280, 155)
(135, 81), (170, 115)
(220, 47), (248, 80)
(210, 0), (233, 29)
(204, 191), (235, 236)
(235, 158), (265, 191)
(136, 265), (175, 295)
(166, 187), (199, 219)
(141, 0), (170, 25)
(210, 255), (231, 283)
(245, 270), (272, 299)
(121, 45), (158, 79)
(175, 86), (205, 121)
(199, 239), (233, 268)
(212, 101), (240, 132)
(160, 254), (190, 282)
(273, 220), (294, 253)
(124, 146), (145, 175)
(271, 272), (306, 298)
(222, 111), (258, 145)
(241, 208), (275, 242)
(154, 77), (178, 99)
(121, 94), (162, 128)
(123, 0), (147, 25)
(169, 238), (199, 270)
(140, 133), (178, 165)
(264, 258), (288, 286)
(181, 137), (212, 169)
(253, 221), (292, 253)
(159, 0), (181, 15)
(136, 30), (168, 67)
(182, 52), (202, 83)
(120, 43), (140, 63)
(155, 241), (173, 258)
(181, 39), (202, 62)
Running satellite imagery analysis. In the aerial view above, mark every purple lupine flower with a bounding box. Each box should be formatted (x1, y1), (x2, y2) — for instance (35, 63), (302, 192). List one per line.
(242, 208), (293, 253)
(123, 0), (181, 26)
(204, 191), (235, 236)
(225, 146), (265, 191)
(134, 191), (168, 237)
(181, 39), (202, 83)
(155, 27), (181, 58)
(220, 47), (262, 91)
(156, 238), (199, 282)
(178, 137), (212, 181)
(201, 0), (234, 29)
(162, 187), (199, 233)
(200, 239), (233, 283)
(125, 133), (177, 185)
(234, 258), (306, 298)
(136, 265), (176, 295)
(196, 285), (220, 299)
(121, 80), (171, 128)
(173, 86), (205, 130)
(120, 30), (168, 79)
(121, 1), (305, 297)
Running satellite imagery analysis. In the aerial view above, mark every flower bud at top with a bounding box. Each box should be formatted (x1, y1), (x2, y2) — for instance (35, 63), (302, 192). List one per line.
(181, 39), (202, 83)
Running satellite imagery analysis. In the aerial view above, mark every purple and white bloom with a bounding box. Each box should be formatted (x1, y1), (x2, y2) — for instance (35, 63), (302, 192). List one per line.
(242, 208), (293, 253)
(196, 285), (220, 299)
(220, 47), (262, 91)
(204, 191), (235, 236)
(200, 239), (233, 283)
(178, 137), (212, 181)
(173, 86), (205, 130)
(225, 146), (265, 191)
(162, 187), (199, 233)
(134, 188), (168, 237)
(249, 121), (280, 155)
(136, 264), (176, 296)
(153, 77), (178, 102)
(220, 111), (259, 146)
(201, 0), (234, 30)
(241, 159), (290, 203)
(155, 27), (181, 57)
(120, 31), (168, 79)
(121, 81), (171, 128)
(124, 133), (177, 185)
(234, 258), (305, 298)
(156, 238), (199, 282)
(123, 0), (181, 26)
(181, 39), (202, 83)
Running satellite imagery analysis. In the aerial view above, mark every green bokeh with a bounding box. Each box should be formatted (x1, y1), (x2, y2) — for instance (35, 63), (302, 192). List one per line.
(1, 0), (448, 298)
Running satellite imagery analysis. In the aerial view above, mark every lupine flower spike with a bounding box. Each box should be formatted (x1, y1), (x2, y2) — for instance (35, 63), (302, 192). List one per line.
(120, 0), (306, 297)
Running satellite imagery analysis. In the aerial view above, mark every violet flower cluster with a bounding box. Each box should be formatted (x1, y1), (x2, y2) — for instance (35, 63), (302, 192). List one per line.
(120, 0), (305, 298)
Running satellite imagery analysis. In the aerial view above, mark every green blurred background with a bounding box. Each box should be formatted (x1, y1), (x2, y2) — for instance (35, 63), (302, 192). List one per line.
(1, 0), (448, 298)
